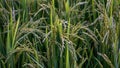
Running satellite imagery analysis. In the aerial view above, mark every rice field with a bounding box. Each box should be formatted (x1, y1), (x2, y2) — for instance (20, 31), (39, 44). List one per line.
(0, 0), (120, 68)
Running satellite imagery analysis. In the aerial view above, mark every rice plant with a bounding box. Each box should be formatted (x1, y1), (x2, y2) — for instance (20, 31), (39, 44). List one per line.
(0, 0), (120, 68)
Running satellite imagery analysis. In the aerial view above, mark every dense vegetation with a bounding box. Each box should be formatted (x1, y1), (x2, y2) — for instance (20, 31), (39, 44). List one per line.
(0, 0), (120, 68)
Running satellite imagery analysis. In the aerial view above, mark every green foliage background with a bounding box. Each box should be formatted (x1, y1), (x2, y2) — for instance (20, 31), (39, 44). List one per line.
(0, 0), (120, 68)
